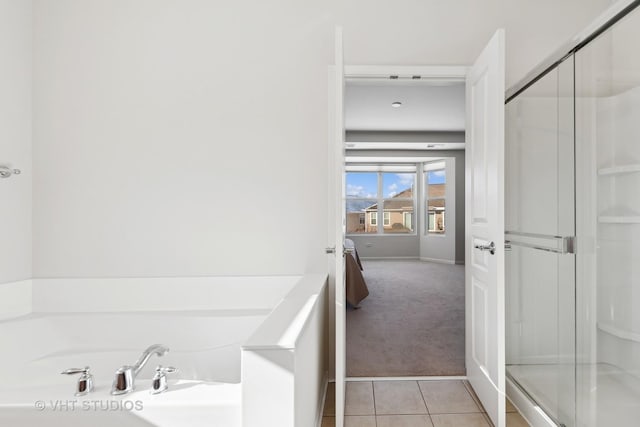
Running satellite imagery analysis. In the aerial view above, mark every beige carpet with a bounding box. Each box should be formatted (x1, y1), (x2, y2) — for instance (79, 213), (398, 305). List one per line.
(346, 260), (465, 377)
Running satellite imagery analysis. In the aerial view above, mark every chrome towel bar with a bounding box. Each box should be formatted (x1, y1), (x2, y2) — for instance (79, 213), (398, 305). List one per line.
(505, 231), (575, 254)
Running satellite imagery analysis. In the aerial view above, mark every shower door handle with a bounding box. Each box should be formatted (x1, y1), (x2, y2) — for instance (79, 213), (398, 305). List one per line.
(504, 231), (575, 254)
(474, 241), (496, 255)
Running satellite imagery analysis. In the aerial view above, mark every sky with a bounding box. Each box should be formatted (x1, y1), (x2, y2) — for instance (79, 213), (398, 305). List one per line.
(346, 171), (445, 200)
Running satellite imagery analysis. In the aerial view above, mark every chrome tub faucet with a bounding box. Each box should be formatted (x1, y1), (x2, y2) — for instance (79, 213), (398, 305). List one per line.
(61, 366), (94, 396)
(111, 344), (169, 395)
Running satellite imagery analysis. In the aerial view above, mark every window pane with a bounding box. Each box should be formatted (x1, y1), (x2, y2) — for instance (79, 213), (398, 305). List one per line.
(383, 173), (415, 198)
(427, 199), (445, 233)
(346, 200), (377, 234)
(427, 169), (446, 185)
(346, 171), (416, 235)
(426, 168), (446, 234)
(346, 172), (378, 198)
(383, 199), (414, 234)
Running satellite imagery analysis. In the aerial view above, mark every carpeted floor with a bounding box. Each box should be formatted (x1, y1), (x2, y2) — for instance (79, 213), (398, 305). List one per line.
(346, 260), (465, 377)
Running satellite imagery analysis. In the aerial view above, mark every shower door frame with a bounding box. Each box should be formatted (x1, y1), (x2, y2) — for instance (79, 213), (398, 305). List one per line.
(503, 1), (640, 426)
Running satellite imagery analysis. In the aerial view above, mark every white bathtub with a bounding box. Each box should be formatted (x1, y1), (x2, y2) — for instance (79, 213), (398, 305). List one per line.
(0, 274), (328, 427)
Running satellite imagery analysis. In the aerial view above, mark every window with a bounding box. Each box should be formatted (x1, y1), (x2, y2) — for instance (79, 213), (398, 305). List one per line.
(425, 167), (446, 234)
(345, 172), (378, 234)
(346, 168), (416, 235)
(427, 200), (446, 233)
(403, 212), (413, 230)
(382, 172), (414, 234)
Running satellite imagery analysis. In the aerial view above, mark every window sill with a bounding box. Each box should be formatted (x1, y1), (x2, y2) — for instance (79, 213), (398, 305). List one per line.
(346, 233), (418, 237)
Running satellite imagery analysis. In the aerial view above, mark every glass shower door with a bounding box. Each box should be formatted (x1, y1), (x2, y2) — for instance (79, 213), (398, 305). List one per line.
(574, 5), (640, 425)
(505, 56), (576, 427)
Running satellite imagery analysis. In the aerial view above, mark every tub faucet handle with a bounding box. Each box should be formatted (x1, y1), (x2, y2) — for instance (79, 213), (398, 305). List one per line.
(61, 366), (94, 396)
(150, 365), (178, 394)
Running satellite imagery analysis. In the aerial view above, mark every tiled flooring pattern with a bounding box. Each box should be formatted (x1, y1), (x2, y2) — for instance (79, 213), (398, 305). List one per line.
(322, 380), (530, 427)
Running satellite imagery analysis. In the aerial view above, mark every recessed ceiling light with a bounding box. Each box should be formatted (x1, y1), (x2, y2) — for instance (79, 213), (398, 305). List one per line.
(391, 101), (402, 108)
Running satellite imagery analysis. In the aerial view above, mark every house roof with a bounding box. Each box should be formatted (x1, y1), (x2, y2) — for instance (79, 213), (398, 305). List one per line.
(363, 185), (444, 211)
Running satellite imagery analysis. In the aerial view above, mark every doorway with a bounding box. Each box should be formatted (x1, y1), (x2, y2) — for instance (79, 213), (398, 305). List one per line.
(330, 29), (507, 427)
(342, 76), (466, 379)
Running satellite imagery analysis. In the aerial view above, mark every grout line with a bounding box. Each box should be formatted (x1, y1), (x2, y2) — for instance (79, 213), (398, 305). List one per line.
(347, 376), (467, 382)
(462, 380), (486, 413)
(371, 380), (377, 417)
(363, 381), (378, 426)
(373, 384), (378, 427)
(374, 412), (430, 416)
(373, 411), (484, 416)
(364, 378), (501, 422)
(416, 380), (432, 415)
(481, 411), (495, 427)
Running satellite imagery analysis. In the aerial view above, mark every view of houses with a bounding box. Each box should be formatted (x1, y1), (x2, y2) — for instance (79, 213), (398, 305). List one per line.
(345, 172), (445, 235)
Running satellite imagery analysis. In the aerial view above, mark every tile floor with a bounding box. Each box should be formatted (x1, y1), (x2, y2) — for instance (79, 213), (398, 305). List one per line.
(322, 380), (529, 427)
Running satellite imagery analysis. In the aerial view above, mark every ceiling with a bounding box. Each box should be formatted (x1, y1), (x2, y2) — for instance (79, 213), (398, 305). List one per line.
(345, 80), (465, 132)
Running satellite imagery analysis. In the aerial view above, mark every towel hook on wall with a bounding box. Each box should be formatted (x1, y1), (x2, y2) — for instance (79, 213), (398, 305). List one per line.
(0, 165), (21, 179)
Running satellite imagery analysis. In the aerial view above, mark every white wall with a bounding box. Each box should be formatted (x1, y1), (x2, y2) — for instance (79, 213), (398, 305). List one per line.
(32, 0), (334, 277)
(31, 0), (610, 278)
(420, 158), (457, 263)
(0, 0), (32, 285)
(348, 235), (419, 259)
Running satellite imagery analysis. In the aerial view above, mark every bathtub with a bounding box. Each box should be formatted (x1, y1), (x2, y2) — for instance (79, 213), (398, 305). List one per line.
(0, 274), (328, 427)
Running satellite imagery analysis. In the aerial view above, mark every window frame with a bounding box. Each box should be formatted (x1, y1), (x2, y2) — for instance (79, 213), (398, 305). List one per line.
(403, 211), (413, 229)
(383, 211), (391, 226)
(345, 168), (417, 236)
(369, 211), (377, 226)
(424, 164), (447, 235)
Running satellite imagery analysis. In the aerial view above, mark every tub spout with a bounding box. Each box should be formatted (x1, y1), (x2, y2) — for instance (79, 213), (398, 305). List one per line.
(133, 344), (170, 376)
(111, 344), (169, 395)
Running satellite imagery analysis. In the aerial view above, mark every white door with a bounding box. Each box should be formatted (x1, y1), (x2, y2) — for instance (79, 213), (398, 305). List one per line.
(465, 29), (506, 427)
(330, 26), (346, 427)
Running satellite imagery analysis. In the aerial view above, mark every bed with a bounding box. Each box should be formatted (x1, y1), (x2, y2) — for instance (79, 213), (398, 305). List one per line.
(344, 239), (369, 307)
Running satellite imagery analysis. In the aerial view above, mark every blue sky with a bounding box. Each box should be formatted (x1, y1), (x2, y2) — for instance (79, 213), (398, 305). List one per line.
(346, 171), (445, 199)
(346, 173), (377, 198)
(427, 170), (446, 185)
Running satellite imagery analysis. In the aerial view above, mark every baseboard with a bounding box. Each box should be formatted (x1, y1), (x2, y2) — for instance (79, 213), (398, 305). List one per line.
(419, 257), (456, 265)
(506, 375), (556, 427)
(346, 375), (467, 382)
(357, 257), (463, 265)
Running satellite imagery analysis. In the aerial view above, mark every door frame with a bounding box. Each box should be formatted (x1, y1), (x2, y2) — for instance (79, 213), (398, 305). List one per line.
(330, 64), (475, 427)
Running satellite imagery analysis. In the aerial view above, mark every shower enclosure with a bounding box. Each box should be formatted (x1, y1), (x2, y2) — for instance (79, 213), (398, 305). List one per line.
(505, 2), (640, 426)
